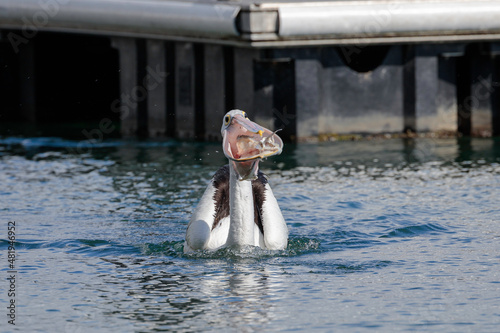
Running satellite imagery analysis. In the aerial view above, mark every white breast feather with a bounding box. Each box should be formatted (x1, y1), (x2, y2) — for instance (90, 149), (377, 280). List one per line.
(185, 172), (287, 252)
(261, 183), (288, 250)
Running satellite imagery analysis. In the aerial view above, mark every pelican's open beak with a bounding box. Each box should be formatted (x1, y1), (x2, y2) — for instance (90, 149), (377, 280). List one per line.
(222, 114), (283, 180)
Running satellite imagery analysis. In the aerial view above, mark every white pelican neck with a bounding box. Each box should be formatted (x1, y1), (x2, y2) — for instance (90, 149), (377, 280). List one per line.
(226, 162), (256, 248)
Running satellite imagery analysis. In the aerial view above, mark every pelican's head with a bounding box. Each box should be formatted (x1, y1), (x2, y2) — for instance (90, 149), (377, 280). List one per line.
(221, 109), (283, 180)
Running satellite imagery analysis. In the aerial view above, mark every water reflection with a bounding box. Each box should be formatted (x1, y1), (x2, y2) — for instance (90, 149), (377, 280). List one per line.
(98, 259), (282, 332)
(457, 138), (474, 162)
(455, 137), (500, 162)
(2, 136), (499, 170)
(199, 263), (278, 331)
(281, 137), (500, 168)
(97, 259), (206, 331)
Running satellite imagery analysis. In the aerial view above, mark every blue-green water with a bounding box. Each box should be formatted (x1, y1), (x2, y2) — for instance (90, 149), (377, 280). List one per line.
(1, 137), (500, 332)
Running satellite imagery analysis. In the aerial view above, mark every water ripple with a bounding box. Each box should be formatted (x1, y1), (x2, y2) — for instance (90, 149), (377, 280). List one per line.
(2, 137), (500, 332)
(380, 223), (450, 239)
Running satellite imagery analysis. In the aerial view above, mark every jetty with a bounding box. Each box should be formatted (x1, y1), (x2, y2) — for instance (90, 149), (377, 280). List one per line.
(1, 0), (500, 140)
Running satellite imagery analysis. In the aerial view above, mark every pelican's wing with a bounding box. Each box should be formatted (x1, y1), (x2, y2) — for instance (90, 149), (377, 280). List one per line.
(185, 182), (216, 251)
(185, 166), (230, 252)
(254, 173), (288, 250)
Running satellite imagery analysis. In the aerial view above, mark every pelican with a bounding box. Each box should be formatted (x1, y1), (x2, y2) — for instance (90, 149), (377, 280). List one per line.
(184, 109), (288, 252)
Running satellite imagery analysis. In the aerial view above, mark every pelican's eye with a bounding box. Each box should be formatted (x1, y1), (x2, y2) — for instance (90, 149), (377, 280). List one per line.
(243, 112), (248, 119)
(224, 115), (231, 126)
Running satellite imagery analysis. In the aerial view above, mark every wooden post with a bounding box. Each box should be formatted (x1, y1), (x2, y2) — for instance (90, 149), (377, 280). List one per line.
(146, 39), (167, 137)
(491, 44), (500, 136)
(204, 44), (226, 141)
(112, 37), (138, 137)
(414, 45), (439, 132)
(437, 55), (460, 133)
(254, 57), (296, 138)
(470, 55), (495, 136)
(175, 42), (196, 139)
(295, 58), (322, 139)
(19, 42), (37, 122)
(253, 59), (275, 130)
(233, 47), (258, 114)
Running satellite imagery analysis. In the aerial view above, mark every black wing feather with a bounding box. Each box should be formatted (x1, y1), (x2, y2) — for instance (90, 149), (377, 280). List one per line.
(211, 165), (266, 235)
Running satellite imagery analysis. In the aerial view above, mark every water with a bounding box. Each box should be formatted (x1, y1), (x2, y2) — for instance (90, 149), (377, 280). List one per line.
(1, 136), (500, 332)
